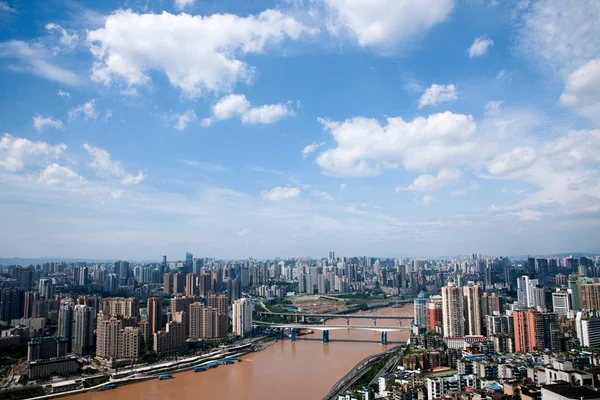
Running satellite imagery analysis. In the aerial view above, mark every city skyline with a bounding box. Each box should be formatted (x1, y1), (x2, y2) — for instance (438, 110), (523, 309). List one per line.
(1, 0), (600, 258)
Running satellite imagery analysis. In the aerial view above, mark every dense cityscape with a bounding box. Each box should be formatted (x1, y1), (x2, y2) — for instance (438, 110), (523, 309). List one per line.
(1, 252), (600, 399)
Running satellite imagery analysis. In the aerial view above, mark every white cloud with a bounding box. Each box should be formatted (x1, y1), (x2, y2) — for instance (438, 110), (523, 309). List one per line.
(111, 190), (123, 199)
(496, 69), (505, 80)
(340, 183), (347, 190)
(261, 186), (301, 200)
(559, 59), (600, 122)
(202, 94), (294, 126)
(57, 89), (70, 98)
(451, 189), (467, 197)
(312, 190), (333, 200)
(421, 194), (437, 205)
(516, 0), (600, 76)
(542, 129), (600, 166)
(0, 134), (66, 171)
(302, 141), (325, 157)
(69, 99), (99, 121)
(396, 168), (461, 191)
(0, 40), (79, 85)
(484, 100), (503, 116)
(418, 83), (457, 108)
(174, 0), (195, 10)
(82, 143), (145, 185)
(316, 112), (477, 176)
(32, 115), (65, 132)
(104, 109), (113, 121)
(172, 109), (197, 130)
(487, 147), (536, 176)
(468, 35), (493, 57)
(182, 159), (228, 171)
(324, 0), (454, 47)
(45, 23), (79, 50)
(0, 1), (16, 16)
(38, 163), (86, 189)
(87, 9), (312, 97)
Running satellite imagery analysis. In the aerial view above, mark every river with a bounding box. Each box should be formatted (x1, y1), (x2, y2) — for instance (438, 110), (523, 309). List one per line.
(69, 305), (413, 400)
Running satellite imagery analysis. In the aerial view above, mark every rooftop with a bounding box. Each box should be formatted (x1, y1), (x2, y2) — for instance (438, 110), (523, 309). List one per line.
(542, 384), (600, 399)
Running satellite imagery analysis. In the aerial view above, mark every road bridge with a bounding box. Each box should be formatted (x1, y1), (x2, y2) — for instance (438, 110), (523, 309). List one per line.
(253, 322), (411, 344)
(256, 312), (413, 321)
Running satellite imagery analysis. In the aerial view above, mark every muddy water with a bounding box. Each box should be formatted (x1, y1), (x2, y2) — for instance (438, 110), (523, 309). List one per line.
(69, 305), (413, 400)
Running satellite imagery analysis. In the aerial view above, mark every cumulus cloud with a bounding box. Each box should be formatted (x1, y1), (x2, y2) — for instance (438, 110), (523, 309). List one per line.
(261, 186), (301, 200)
(418, 83), (457, 108)
(559, 59), (600, 122)
(33, 115), (65, 132)
(302, 141), (325, 157)
(315, 112), (477, 176)
(487, 147), (536, 176)
(87, 9), (311, 97)
(82, 143), (145, 185)
(468, 35), (493, 57)
(396, 168), (461, 191)
(38, 163), (86, 189)
(69, 99), (99, 121)
(324, 0), (453, 47)
(202, 94), (294, 126)
(172, 109), (197, 130)
(542, 129), (600, 166)
(0, 134), (66, 171)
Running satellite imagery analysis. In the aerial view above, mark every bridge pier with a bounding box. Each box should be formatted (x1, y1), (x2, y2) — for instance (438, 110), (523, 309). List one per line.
(290, 328), (296, 341)
(322, 330), (329, 343)
(279, 328), (285, 340)
(381, 331), (388, 345)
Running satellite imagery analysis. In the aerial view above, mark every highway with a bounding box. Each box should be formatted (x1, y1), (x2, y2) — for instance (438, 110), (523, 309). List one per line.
(256, 312), (413, 320)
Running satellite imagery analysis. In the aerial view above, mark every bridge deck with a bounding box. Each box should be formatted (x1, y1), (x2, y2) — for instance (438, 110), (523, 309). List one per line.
(258, 312), (413, 320)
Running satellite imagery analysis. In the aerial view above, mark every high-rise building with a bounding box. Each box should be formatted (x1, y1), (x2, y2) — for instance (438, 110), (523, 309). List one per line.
(576, 312), (600, 347)
(517, 276), (545, 309)
(185, 273), (196, 297)
(72, 305), (94, 356)
(148, 297), (162, 335)
(173, 273), (185, 294)
(0, 288), (24, 322)
(163, 273), (174, 295)
(463, 284), (483, 336)
(185, 252), (193, 274)
(154, 311), (185, 354)
(199, 273), (211, 298)
(482, 292), (504, 316)
(58, 304), (74, 352)
(329, 251), (335, 260)
(414, 292), (428, 327)
(24, 291), (40, 318)
(232, 298), (253, 337)
(580, 283), (600, 310)
(442, 284), (464, 338)
(426, 296), (443, 333)
(96, 312), (141, 361)
(105, 274), (117, 293)
(513, 309), (560, 352)
(171, 295), (200, 336)
(207, 293), (228, 315)
(116, 261), (130, 287)
(101, 297), (140, 322)
(552, 290), (571, 317)
(39, 279), (55, 300)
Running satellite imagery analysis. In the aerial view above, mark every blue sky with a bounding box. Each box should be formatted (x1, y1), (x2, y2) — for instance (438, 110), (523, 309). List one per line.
(1, 0), (599, 259)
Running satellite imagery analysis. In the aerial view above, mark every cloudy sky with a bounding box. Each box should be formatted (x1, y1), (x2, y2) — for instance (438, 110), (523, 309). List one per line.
(1, 0), (599, 260)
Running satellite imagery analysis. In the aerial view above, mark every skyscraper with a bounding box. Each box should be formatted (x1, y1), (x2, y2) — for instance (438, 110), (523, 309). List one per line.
(173, 272), (185, 294)
(58, 304), (74, 352)
(232, 298), (253, 337)
(148, 297), (162, 335)
(463, 283), (483, 336)
(414, 292), (428, 327)
(163, 273), (174, 295)
(552, 290), (570, 317)
(426, 296), (443, 333)
(72, 305), (94, 356)
(442, 284), (464, 338)
(0, 288), (24, 322)
(185, 273), (196, 297)
(185, 252), (193, 274)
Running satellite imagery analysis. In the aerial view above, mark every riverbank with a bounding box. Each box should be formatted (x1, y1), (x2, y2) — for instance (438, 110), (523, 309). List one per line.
(67, 305), (413, 400)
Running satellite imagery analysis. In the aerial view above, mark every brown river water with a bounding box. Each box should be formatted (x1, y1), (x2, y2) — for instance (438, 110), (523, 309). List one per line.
(69, 305), (413, 400)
